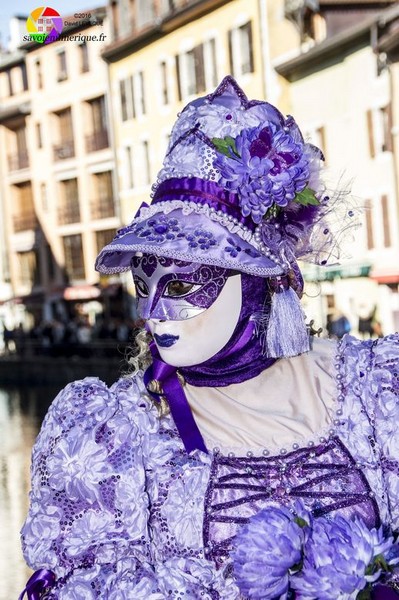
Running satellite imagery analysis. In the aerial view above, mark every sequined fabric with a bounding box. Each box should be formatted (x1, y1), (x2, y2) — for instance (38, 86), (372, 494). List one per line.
(203, 438), (379, 569)
(21, 334), (399, 598)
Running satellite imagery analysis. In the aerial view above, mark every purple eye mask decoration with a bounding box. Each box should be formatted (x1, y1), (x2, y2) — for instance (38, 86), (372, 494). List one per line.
(131, 254), (235, 320)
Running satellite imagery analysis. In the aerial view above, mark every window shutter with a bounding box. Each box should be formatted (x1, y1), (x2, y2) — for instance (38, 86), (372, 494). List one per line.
(381, 195), (391, 247)
(175, 54), (182, 101)
(228, 29), (234, 76)
(365, 199), (374, 249)
(385, 103), (393, 152)
(366, 109), (375, 158)
(246, 21), (254, 73)
(120, 80), (127, 121)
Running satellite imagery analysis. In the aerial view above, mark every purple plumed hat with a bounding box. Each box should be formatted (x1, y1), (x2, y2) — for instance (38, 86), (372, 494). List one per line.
(95, 76), (356, 357)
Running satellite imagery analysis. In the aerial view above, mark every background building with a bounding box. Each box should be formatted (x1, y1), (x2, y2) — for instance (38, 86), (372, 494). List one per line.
(0, 9), (125, 330)
(276, 2), (399, 334)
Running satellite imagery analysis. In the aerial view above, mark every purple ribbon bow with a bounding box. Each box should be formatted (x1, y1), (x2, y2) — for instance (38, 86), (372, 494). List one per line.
(19, 569), (56, 600)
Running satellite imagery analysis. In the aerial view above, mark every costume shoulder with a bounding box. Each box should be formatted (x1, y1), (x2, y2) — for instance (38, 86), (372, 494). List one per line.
(340, 333), (399, 527)
(21, 374), (159, 582)
(32, 374), (157, 457)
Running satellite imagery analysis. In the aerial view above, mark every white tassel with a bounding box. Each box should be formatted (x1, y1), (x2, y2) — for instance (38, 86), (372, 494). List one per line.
(265, 284), (310, 358)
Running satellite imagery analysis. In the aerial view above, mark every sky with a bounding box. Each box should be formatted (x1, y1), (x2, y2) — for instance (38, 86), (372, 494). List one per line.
(0, 0), (102, 49)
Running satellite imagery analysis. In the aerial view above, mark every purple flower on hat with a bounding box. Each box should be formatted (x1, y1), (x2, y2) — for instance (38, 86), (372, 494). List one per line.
(233, 503), (311, 599)
(291, 516), (399, 599)
(213, 121), (315, 224)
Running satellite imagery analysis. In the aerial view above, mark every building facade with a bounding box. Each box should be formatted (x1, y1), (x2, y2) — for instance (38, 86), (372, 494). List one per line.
(0, 9), (121, 329)
(275, 2), (399, 335)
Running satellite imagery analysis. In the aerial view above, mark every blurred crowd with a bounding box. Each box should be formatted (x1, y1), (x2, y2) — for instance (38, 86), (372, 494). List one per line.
(1, 316), (144, 358)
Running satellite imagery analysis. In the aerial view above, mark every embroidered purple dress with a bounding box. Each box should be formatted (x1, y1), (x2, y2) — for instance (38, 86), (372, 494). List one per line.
(21, 334), (399, 598)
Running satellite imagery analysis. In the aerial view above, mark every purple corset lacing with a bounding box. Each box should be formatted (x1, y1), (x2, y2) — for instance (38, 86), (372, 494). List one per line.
(203, 437), (380, 568)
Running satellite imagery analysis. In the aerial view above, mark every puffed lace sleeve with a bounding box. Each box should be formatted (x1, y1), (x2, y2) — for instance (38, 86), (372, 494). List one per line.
(20, 375), (163, 598)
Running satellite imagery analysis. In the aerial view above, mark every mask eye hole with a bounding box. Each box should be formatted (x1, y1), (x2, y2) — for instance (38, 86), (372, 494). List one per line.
(134, 277), (149, 298)
(164, 280), (200, 298)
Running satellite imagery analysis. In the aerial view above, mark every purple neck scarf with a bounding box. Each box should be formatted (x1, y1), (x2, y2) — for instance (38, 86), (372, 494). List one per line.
(145, 274), (275, 453)
(181, 273), (275, 386)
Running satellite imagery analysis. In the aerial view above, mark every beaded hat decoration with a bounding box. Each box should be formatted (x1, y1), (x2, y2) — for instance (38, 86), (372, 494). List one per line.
(95, 76), (354, 279)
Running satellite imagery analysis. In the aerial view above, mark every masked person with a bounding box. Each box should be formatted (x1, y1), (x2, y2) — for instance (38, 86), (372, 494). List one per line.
(20, 77), (399, 600)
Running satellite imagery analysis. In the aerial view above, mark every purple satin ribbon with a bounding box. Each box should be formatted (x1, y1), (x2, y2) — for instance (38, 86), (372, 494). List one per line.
(144, 340), (207, 454)
(19, 569), (56, 600)
(152, 176), (255, 230)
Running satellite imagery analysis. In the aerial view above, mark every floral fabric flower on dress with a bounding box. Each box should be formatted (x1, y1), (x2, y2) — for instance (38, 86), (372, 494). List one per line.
(233, 503), (311, 599)
(233, 502), (399, 600)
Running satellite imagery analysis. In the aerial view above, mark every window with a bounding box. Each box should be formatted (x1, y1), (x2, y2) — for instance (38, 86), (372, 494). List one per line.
(35, 59), (43, 90)
(86, 96), (109, 152)
(57, 49), (68, 82)
(136, 0), (155, 29)
(36, 123), (42, 149)
(111, 0), (120, 39)
(125, 145), (134, 188)
(17, 250), (40, 287)
(7, 70), (13, 96)
(95, 229), (116, 254)
(365, 200), (374, 250)
(21, 63), (28, 91)
(120, 73), (145, 119)
(40, 182), (48, 211)
(92, 171), (115, 219)
(160, 0), (176, 15)
(367, 105), (393, 157)
(119, 76), (135, 121)
(79, 42), (89, 73)
(379, 106), (393, 152)
(118, 0), (132, 37)
(58, 178), (80, 225)
(160, 61), (169, 104)
(185, 49), (197, 96)
(204, 38), (218, 88)
(176, 44), (205, 101)
(142, 140), (151, 185)
(8, 127), (29, 171)
(305, 125), (326, 162)
(381, 195), (391, 247)
(53, 107), (74, 160)
(63, 234), (85, 281)
(228, 21), (254, 77)
(13, 183), (36, 232)
(135, 71), (146, 116)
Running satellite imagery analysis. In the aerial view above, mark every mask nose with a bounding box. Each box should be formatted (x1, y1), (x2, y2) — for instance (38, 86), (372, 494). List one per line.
(138, 296), (170, 321)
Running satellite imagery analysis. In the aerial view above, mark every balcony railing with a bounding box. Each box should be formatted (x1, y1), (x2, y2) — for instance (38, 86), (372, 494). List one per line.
(53, 140), (75, 161)
(13, 212), (37, 232)
(8, 151), (29, 171)
(57, 204), (81, 225)
(91, 196), (116, 220)
(85, 129), (109, 153)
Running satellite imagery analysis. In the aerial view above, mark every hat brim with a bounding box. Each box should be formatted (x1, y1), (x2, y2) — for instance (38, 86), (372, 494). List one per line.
(95, 206), (283, 277)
